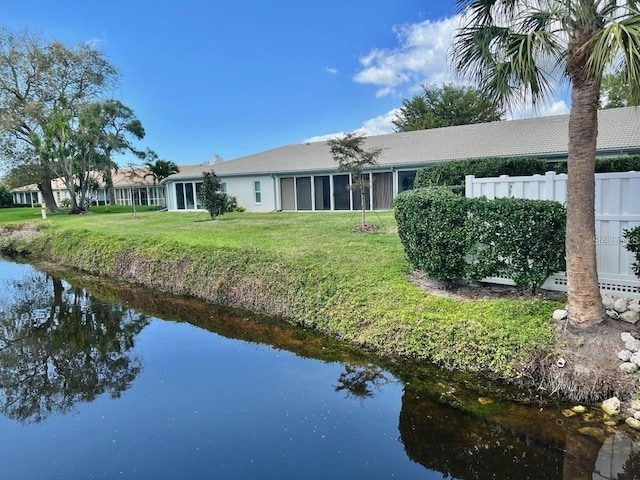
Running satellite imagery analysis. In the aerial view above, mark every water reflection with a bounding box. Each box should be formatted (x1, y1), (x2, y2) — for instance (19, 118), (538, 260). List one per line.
(0, 269), (148, 424)
(334, 363), (389, 400)
(2, 259), (640, 478)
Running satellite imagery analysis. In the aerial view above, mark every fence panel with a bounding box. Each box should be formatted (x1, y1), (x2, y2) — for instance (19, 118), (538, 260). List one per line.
(466, 171), (640, 298)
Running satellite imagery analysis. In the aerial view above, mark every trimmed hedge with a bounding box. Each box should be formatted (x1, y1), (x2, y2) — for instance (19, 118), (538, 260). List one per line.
(554, 154), (640, 173)
(625, 226), (640, 278)
(394, 187), (566, 291)
(394, 186), (469, 285)
(414, 157), (548, 192)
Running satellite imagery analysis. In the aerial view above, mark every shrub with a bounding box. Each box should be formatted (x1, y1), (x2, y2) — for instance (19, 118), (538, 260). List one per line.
(60, 198), (72, 207)
(625, 226), (640, 278)
(395, 187), (566, 291)
(466, 198), (566, 292)
(554, 154), (640, 173)
(415, 157), (548, 193)
(394, 187), (470, 285)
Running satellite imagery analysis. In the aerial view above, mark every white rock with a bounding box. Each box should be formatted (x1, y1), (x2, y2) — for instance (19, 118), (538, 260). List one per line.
(626, 339), (640, 353)
(629, 299), (640, 314)
(634, 411), (640, 420)
(553, 309), (568, 321)
(631, 353), (640, 367)
(602, 294), (616, 310)
(614, 298), (629, 313)
(620, 362), (638, 373)
(607, 309), (620, 320)
(618, 350), (633, 362)
(620, 311), (640, 325)
(602, 397), (621, 415)
(621, 332), (635, 343)
(631, 400), (640, 411)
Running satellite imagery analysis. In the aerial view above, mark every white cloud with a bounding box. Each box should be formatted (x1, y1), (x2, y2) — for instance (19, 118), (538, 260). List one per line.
(353, 16), (463, 97)
(303, 109), (400, 144)
(324, 66), (338, 75)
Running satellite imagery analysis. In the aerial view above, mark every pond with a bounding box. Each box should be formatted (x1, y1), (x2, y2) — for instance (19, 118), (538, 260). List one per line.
(0, 257), (638, 479)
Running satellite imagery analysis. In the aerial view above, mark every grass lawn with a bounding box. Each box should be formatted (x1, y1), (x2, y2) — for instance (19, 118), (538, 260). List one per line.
(0, 207), (560, 377)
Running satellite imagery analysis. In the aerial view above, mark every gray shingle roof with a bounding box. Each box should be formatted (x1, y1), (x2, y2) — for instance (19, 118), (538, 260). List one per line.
(167, 106), (640, 181)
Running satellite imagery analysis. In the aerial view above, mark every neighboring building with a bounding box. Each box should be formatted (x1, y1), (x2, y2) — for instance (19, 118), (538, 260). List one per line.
(10, 164), (207, 208)
(163, 106), (640, 213)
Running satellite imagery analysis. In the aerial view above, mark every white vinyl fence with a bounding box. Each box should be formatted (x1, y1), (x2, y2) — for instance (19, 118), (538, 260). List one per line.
(465, 171), (640, 298)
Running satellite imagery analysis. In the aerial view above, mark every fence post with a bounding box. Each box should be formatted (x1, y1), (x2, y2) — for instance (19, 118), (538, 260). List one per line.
(465, 175), (475, 198)
(544, 171), (556, 201)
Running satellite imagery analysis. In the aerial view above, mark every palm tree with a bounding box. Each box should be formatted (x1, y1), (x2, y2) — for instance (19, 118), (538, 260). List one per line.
(145, 159), (179, 184)
(453, 1), (640, 328)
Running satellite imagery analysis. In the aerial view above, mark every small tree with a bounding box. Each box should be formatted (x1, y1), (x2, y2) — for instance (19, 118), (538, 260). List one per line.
(327, 133), (383, 227)
(198, 171), (227, 220)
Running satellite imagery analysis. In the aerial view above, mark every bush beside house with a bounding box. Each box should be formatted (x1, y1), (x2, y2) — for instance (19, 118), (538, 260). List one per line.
(414, 157), (548, 194)
(554, 154), (640, 174)
(394, 187), (566, 292)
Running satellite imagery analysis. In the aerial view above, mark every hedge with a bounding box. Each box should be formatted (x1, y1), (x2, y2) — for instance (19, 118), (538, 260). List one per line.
(625, 226), (640, 278)
(394, 187), (566, 292)
(393, 186), (469, 285)
(414, 157), (548, 193)
(554, 154), (640, 173)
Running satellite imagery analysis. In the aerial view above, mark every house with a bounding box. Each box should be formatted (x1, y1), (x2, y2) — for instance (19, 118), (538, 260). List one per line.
(10, 164), (206, 208)
(163, 106), (640, 213)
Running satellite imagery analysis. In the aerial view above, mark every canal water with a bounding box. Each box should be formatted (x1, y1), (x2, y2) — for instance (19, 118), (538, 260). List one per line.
(0, 257), (638, 479)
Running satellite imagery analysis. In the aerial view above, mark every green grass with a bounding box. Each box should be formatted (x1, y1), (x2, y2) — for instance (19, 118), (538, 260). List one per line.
(0, 207), (560, 377)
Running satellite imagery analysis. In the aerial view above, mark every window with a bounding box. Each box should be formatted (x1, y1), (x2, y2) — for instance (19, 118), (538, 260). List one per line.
(221, 182), (227, 193)
(254, 181), (261, 203)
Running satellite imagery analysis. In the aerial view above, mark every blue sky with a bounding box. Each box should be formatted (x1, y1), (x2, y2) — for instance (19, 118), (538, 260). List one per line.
(1, 1), (569, 167)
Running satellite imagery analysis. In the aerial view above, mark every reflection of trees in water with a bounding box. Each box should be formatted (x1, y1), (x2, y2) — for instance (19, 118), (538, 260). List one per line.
(334, 363), (388, 400)
(0, 273), (148, 424)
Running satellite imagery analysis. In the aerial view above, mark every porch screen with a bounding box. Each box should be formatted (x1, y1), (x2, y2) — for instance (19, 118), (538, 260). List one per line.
(352, 174), (371, 211)
(296, 177), (312, 211)
(333, 175), (350, 210)
(372, 172), (393, 209)
(314, 176), (330, 210)
(280, 177), (295, 210)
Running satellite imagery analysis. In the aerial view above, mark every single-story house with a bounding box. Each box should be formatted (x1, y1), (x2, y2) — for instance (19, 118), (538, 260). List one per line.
(10, 164), (206, 208)
(163, 106), (640, 213)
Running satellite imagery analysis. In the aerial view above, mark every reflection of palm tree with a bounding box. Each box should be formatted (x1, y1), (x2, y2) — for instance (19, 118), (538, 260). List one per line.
(0, 273), (148, 424)
(334, 363), (388, 400)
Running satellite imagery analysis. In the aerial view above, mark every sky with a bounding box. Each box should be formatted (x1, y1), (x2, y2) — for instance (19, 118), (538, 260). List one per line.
(1, 1), (570, 167)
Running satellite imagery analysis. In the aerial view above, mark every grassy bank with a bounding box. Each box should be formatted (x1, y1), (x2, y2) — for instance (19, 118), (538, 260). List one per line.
(0, 207), (560, 381)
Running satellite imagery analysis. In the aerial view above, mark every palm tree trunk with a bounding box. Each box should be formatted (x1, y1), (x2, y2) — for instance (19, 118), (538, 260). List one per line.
(566, 79), (605, 327)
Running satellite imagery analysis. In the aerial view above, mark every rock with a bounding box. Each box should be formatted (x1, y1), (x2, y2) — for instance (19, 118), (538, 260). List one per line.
(602, 294), (616, 310)
(604, 419), (619, 426)
(621, 332), (635, 343)
(620, 311), (640, 325)
(602, 397), (621, 416)
(614, 298), (629, 313)
(477, 397), (494, 405)
(631, 353), (640, 367)
(607, 309), (620, 320)
(618, 350), (633, 361)
(553, 309), (568, 321)
(571, 405), (587, 414)
(629, 299), (640, 314)
(634, 412), (640, 420)
(582, 413), (596, 422)
(562, 409), (576, 417)
(631, 400), (640, 411)
(626, 417), (640, 430)
(625, 339), (640, 352)
(620, 362), (638, 373)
